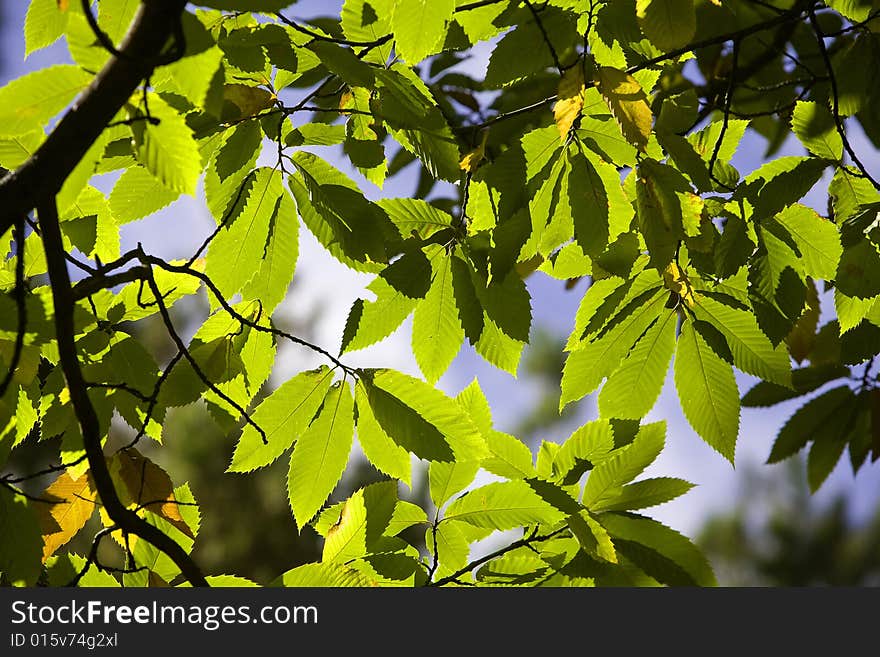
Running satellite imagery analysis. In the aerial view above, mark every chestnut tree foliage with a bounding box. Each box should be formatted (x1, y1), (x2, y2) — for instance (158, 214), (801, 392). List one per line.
(1, 0), (879, 587)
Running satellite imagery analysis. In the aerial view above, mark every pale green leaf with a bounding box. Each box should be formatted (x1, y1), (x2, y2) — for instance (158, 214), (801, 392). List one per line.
(482, 431), (536, 480)
(560, 287), (665, 409)
(341, 277), (420, 354)
(0, 65), (92, 137)
(206, 167), (283, 300)
(773, 204), (842, 281)
(363, 368), (488, 462)
(274, 562), (374, 587)
(288, 382), (356, 528)
(391, 0), (455, 64)
(354, 382), (412, 486)
(791, 100), (843, 160)
(444, 480), (566, 531)
(240, 189), (299, 314)
(228, 366), (334, 473)
(135, 94), (202, 195)
(692, 293), (792, 386)
(429, 460), (480, 509)
(674, 320), (740, 463)
(592, 477), (695, 513)
(377, 198), (454, 239)
(598, 308), (676, 419)
(412, 254), (464, 383)
(109, 166), (180, 225)
(25, 0), (70, 57)
(582, 422), (666, 509)
(552, 419), (616, 485)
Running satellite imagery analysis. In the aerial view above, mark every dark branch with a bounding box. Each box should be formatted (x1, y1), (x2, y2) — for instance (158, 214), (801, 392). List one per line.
(0, 1), (190, 239)
(37, 195), (207, 588)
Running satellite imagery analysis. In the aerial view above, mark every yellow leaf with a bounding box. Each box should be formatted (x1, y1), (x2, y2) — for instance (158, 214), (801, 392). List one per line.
(459, 130), (489, 173)
(222, 84), (275, 120)
(37, 470), (97, 562)
(662, 262), (696, 308)
(111, 449), (194, 539)
(554, 65), (585, 141)
(596, 66), (653, 153)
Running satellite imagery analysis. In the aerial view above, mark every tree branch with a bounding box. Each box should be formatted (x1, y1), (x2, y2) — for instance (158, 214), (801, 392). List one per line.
(37, 195), (208, 588)
(0, 1), (190, 239)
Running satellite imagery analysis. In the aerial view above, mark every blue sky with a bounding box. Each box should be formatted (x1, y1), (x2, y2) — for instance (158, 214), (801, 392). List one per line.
(3, 1), (879, 540)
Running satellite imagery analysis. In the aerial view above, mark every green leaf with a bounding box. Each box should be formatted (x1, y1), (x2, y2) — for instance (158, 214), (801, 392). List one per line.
(378, 198), (454, 239)
(483, 431), (536, 480)
(474, 315), (525, 376)
(25, 0), (70, 57)
(323, 481), (398, 563)
(807, 425), (848, 493)
(134, 94), (202, 195)
(274, 562), (375, 587)
(836, 239), (880, 299)
(342, 0), (393, 53)
(582, 422), (666, 509)
(0, 488), (43, 586)
(290, 151), (392, 270)
(455, 378), (494, 437)
(427, 520), (471, 577)
(791, 100), (843, 160)
(204, 122), (262, 223)
(391, 0), (455, 64)
(767, 385), (856, 464)
(109, 166), (180, 224)
(240, 188), (299, 314)
(228, 366), (334, 473)
(636, 0), (696, 52)
(830, 166), (880, 223)
(362, 369), (487, 462)
(0, 65), (92, 137)
(592, 477), (695, 513)
(568, 511), (618, 563)
(835, 288), (878, 334)
(635, 158), (693, 270)
(412, 253), (464, 383)
(741, 364), (849, 407)
(444, 480), (566, 531)
(98, 0), (139, 46)
(194, 1), (296, 10)
(598, 308), (676, 419)
(206, 167), (283, 300)
(602, 513), (716, 586)
(288, 381), (356, 528)
(569, 150), (611, 256)
(385, 500), (428, 536)
(674, 319), (740, 463)
(429, 460), (480, 509)
(692, 293), (792, 386)
(773, 204), (842, 282)
(552, 419), (616, 486)
(743, 156), (827, 222)
(341, 275), (420, 354)
(560, 287), (665, 409)
(285, 123), (347, 147)
(354, 382), (412, 486)
(0, 130), (43, 171)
